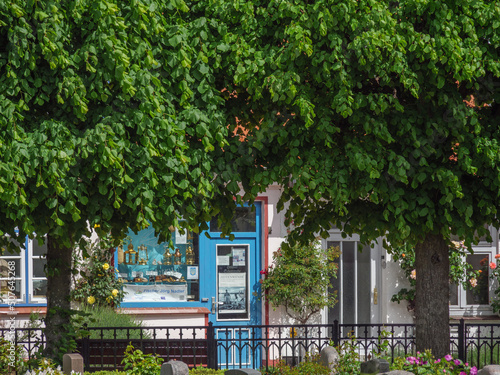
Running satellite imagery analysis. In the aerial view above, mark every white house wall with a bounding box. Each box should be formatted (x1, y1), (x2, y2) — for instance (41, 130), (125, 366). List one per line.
(260, 185), (416, 326)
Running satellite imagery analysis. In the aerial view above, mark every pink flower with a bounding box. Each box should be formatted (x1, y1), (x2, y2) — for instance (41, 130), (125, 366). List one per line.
(470, 278), (477, 287)
(410, 269), (416, 279)
(470, 367), (478, 375)
(454, 359), (461, 365)
(444, 354), (453, 361)
(490, 262), (497, 270)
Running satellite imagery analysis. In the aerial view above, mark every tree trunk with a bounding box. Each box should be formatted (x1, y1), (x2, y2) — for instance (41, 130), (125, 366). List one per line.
(44, 235), (73, 361)
(415, 233), (450, 358)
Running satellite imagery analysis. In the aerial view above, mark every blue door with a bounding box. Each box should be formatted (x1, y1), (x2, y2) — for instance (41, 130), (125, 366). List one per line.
(200, 203), (262, 369)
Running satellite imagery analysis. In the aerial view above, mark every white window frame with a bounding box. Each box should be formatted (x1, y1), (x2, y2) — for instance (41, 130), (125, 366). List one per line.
(0, 241), (25, 304)
(0, 236), (47, 306)
(449, 244), (496, 317)
(28, 237), (47, 304)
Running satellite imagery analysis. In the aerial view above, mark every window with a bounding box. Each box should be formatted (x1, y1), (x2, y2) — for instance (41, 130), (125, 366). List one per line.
(210, 207), (256, 233)
(31, 240), (48, 302)
(0, 237), (47, 305)
(450, 250), (494, 315)
(117, 226), (200, 303)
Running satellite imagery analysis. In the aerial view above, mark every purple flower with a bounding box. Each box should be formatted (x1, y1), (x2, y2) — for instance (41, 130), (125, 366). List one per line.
(435, 359), (441, 363)
(470, 366), (478, 375)
(454, 359), (462, 365)
(444, 354), (453, 361)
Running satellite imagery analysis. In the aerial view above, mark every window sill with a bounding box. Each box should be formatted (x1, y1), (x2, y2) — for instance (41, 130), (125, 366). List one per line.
(450, 315), (500, 321)
(0, 306), (46, 315)
(118, 307), (210, 315)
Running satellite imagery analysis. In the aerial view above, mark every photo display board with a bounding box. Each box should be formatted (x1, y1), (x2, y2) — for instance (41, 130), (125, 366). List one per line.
(217, 245), (249, 320)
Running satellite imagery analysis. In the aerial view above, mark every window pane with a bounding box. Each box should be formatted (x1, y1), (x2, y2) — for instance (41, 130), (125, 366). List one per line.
(357, 244), (371, 324)
(33, 279), (47, 298)
(33, 241), (47, 256)
(216, 244), (249, 320)
(33, 258), (46, 278)
(0, 279), (22, 299)
(1, 238), (22, 256)
(342, 242), (355, 325)
(210, 207), (256, 232)
(466, 254), (489, 305)
(449, 283), (459, 306)
(327, 241), (340, 325)
(119, 227), (199, 302)
(0, 258), (21, 278)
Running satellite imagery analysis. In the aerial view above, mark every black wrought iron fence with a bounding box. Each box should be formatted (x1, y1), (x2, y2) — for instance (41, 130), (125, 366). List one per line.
(2, 320), (500, 372)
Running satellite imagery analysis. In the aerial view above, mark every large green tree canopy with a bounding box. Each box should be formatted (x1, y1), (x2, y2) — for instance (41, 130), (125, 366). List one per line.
(0, 0), (239, 247)
(0, 0), (240, 359)
(202, 0), (500, 356)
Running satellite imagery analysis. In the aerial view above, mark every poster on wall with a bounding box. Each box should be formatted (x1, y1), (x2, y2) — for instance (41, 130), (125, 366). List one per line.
(218, 272), (247, 314)
(232, 248), (246, 266)
(186, 266), (199, 280)
(123, 284), (187, 302)
(175, 228), (187, 244)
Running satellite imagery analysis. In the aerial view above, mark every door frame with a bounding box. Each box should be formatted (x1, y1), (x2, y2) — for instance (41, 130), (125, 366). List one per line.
(200, 201), (263, 327)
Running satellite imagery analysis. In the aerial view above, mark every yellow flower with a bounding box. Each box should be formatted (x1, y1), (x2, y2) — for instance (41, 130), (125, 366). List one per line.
(111, 289), (119, 297)
(102, 263), (110, 271)
(87, 296), (96, 305)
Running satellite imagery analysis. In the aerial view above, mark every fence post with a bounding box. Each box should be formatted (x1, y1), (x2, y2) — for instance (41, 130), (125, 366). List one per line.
(332, 320), (339, 347)
(207, 322), (217, 370)
(457, 318), (466, 363)
(81, 324), (90, 372)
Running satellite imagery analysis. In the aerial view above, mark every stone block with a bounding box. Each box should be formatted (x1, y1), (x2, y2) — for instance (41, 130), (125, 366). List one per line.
(361, 358), (390, 375)
(224, 370), (261, 375)
(317, 346), (339, 372)
(62, 353), (84, 375)
(479, 365), (500, 375)
(160, 360), (189, 375)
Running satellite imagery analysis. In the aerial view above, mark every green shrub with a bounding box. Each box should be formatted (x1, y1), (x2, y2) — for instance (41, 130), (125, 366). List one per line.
(260, 241), (339, 324)
(261, 355), (330, 375)
(189, 367), (225, 374)
(122, 343), (163, 375)
(0, 336), (24, 375)
(331, 335), (360, 375)
(73, 305), (149, 339)
(71, 234), (124, 308)
(295, 355), (330, 375)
